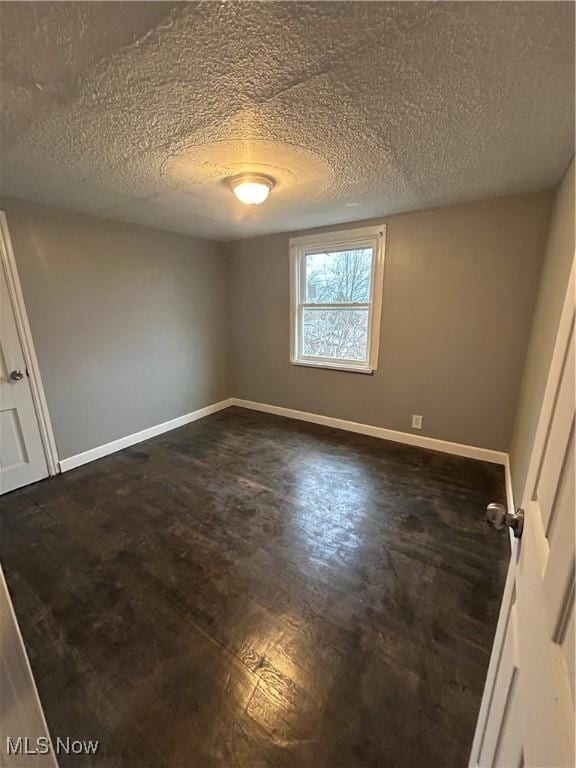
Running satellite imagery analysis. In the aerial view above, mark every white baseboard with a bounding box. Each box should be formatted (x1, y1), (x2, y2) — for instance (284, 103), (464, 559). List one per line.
(59, 398), (233, 472)
(229, 398), (508, 465)
(504, 455), (515, 512)
(504, 455), (517, 551)
(60, 395), (508, 474)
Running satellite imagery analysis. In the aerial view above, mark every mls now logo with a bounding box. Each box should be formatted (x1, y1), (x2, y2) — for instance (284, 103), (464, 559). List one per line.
(6, 736), (99, 756)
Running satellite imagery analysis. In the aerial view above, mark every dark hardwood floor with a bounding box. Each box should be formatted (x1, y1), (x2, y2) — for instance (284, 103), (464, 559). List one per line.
(0, 407), (509, 768)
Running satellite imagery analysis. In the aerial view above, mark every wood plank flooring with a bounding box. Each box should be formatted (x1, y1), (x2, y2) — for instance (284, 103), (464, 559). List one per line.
(0, 407), (509, 767)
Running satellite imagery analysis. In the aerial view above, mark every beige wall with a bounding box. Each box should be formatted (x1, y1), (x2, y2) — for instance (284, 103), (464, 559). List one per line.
(1, 198), (230, 460)
(510, 159), (575, 500)
(227, 192), (553, 451)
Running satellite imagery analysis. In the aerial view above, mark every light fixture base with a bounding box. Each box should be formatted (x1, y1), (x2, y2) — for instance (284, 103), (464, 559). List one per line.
(227, 173), (275, 205)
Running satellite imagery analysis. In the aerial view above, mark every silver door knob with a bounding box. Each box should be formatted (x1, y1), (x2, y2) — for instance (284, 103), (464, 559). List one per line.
(486, 502), (507, 529)
(505, 508), (524, 539)
(486, 503), (524, 539)
(9, 369), (24, 382)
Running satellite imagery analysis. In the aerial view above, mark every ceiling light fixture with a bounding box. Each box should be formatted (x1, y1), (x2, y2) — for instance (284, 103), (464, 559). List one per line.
(228, 173), (275, 205)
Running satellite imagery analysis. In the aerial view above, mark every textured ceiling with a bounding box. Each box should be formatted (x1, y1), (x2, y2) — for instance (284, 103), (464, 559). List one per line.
(0, 1), (574, 241)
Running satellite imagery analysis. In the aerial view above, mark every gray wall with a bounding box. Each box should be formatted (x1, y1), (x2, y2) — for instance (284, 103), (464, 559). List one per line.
(1, 198), (230, 460)
(2, 186), (559, 461)
(510, 158), (575, 499)
(228, 192), (553, 451)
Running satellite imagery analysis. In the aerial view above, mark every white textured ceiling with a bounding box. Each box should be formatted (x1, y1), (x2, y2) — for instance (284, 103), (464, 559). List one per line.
(0, 1), (574, 241)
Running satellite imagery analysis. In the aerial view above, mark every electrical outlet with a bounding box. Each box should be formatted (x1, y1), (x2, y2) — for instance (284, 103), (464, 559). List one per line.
(411, 414), (423, 430)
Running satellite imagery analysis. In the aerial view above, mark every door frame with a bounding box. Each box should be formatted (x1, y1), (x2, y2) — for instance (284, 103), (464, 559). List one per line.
(0, 211), (59, 476)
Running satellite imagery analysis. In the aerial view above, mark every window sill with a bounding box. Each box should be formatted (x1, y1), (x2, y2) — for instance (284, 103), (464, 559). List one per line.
(291, 359), (375, 375)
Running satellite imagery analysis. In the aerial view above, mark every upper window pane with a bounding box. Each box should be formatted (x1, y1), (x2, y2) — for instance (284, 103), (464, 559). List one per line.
(305, 248), (373, 303)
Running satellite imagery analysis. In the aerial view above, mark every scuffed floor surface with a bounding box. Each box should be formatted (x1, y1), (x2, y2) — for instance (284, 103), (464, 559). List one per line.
(0, 407), (509, 767)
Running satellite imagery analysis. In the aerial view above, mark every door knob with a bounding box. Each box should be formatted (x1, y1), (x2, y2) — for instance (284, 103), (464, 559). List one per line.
(486, 502), (507, 529)
(486, 503), (524, 539)
(505, 508), (524, 539)
(9, 369), (24, 382)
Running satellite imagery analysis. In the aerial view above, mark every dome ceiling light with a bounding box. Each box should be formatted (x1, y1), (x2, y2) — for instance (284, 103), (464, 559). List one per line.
(228, 173), (275, 205)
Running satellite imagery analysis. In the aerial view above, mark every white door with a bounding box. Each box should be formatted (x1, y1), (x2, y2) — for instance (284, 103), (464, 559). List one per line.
(0, 260), (48, 494)
(470, 260), (575, 768)
(0, 565), (57, 767)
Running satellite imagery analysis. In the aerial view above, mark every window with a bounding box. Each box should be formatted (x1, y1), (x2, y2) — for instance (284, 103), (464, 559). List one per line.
(290, 224), (386, 373)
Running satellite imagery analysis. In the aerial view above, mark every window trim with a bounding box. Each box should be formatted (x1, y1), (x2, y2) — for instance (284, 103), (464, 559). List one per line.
(289, 224), (386, 374)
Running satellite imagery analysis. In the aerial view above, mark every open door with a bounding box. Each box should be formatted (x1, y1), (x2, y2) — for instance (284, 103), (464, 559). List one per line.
(0, 565), (57, 767)
(470, 259), (575, 767)
(0, 212), (58, 494)
(0, 260), (49, 493)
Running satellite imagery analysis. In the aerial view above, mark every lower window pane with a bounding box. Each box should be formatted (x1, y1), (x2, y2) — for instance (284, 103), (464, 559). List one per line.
(302, 308), (369, 362)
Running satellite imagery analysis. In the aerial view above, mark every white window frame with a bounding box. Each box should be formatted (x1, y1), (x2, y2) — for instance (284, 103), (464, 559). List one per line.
(289, 224), (386, 374)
